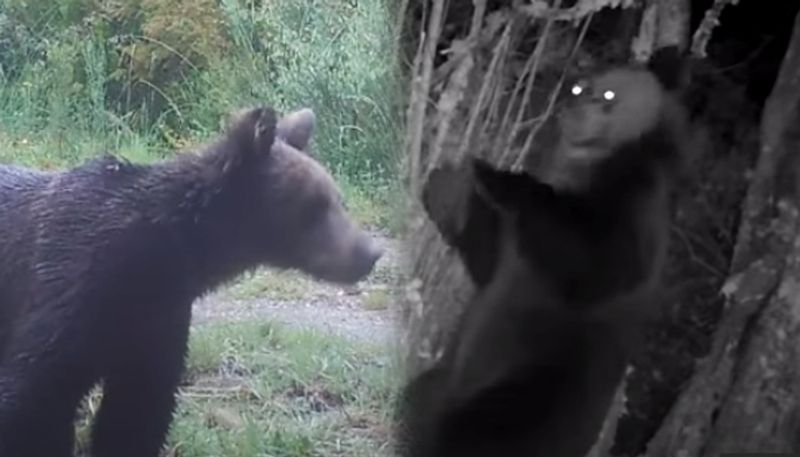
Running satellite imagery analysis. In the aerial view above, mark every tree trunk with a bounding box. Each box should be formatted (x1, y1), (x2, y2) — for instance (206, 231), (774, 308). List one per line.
(644, 9), (800, 455)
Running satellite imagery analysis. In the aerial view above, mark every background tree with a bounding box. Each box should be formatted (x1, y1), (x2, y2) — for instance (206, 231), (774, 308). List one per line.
(396, 0), (800, 455)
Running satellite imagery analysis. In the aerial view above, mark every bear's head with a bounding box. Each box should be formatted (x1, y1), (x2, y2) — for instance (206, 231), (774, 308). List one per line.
(545, 46), (689, 190)
(220, 106), (383, 285)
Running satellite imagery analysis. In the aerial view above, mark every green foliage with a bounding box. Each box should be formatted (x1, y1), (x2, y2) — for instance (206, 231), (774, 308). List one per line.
(178, 320), (399, 456)
(97, 0), (231, 116)
(0, 0), (404, 231)
(183, 0), (404, 190)
(76, 320), (399, 456)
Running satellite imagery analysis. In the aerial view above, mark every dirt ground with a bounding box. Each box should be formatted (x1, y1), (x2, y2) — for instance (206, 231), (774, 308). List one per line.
(191, 231), (406, 347)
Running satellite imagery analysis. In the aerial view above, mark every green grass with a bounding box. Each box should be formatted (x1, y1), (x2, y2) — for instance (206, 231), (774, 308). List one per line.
(75, 320), (401, 457)
(0, 0), (407, 233)
(362, 289), (392, 311)
(227, 269), (316, 302)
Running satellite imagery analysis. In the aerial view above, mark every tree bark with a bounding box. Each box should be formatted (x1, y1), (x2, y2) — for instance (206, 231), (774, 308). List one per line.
(632, 0), (690, 62)
(644, 8), (800, 455)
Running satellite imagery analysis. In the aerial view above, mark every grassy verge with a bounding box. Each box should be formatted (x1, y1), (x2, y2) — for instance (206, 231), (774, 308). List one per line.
(75, 320), (401, 457)
(0, 0), (407, 233)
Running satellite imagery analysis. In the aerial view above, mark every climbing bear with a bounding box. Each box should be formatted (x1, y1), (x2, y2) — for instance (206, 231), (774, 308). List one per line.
(396, 46), (690, 457)
(0, 106), (382, 457)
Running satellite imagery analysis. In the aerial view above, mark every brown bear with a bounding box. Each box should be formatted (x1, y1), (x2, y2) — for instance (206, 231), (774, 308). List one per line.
(396, 47), (689, 457)
(0, 106), (382, 457)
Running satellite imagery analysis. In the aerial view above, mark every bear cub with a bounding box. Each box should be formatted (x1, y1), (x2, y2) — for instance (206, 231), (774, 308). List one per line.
(0, 106), (382, 457)
(396, 46), (690, 457)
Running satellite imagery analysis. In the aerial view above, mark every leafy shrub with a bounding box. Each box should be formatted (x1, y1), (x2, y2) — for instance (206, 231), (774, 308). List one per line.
(0, 0), (404, 231)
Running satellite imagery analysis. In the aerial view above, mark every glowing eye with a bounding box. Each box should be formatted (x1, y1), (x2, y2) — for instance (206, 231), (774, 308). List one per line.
(571, 85), (583, 96)
(603, 90), (615, 101)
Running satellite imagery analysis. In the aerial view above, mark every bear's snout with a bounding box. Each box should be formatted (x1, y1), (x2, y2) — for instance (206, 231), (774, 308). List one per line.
(352, 237), (383, 278)
(327, 234), (382, 285)
(299, 230), (383, 286)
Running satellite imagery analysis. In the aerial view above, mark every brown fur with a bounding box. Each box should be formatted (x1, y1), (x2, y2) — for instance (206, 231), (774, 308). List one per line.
(0, 106), (381, 457)
(397, 47), (689, 457)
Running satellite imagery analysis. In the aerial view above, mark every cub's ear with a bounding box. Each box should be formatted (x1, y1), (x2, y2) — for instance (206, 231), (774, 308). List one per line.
(254, 108), (278, 152)
(277, 108), (316, 151)
(647, 45), (691, 92)
(226, 106), (278, 156)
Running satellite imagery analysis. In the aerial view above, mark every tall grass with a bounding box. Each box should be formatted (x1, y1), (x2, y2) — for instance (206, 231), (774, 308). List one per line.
(0, 0), (405, 231)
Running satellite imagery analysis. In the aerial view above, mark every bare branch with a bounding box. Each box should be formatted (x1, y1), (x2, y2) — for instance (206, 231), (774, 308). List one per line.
(513, 13), (594, 171)
(521, 0), (638, 22)
(498, 0), (563, 166)
(690, 0), (741, 59)
(405, 0), (446, 196)
(424, 0), (489, 178)
(457, 18), (515, 162)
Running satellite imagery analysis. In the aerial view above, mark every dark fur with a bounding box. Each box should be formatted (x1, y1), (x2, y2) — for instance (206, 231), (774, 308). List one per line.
(0, 106), (381, 457)
(397, 47), (689, 457)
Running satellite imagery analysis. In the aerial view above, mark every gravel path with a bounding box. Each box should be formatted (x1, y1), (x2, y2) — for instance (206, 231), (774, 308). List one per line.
(191, 232), (405, 347)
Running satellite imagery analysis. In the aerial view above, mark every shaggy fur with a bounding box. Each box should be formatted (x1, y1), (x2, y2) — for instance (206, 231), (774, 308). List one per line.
(0, 106), (381, 457)
(397, 47), (689, 457)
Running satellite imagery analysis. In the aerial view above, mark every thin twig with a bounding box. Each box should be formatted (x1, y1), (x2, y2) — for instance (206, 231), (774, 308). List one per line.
(512, 12), (593, 170)
(456, 16), (514, 163)
(406, 0), (446, 196)
(690, 0), (740, 59)
(493, 23), (540, 156)
(120, 34), (200, 72)
(424, 0), (488, 178)
(396, 0), (411, 51)
(499, 0), (563, 166)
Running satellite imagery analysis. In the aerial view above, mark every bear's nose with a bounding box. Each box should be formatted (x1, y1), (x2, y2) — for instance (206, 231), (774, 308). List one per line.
(330, 236), (383, 285)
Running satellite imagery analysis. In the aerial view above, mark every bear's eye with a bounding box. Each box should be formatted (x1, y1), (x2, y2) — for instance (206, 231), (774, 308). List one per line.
(603, 90), (615, 101)
(571, 84), (584, 96)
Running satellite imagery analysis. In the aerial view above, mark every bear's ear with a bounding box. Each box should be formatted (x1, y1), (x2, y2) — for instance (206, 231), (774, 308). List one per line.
(226, 106), (278, 156)
(647, 45), (690, 92)
(254, 107), (278, 153)
(277, 108), (316, 151)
